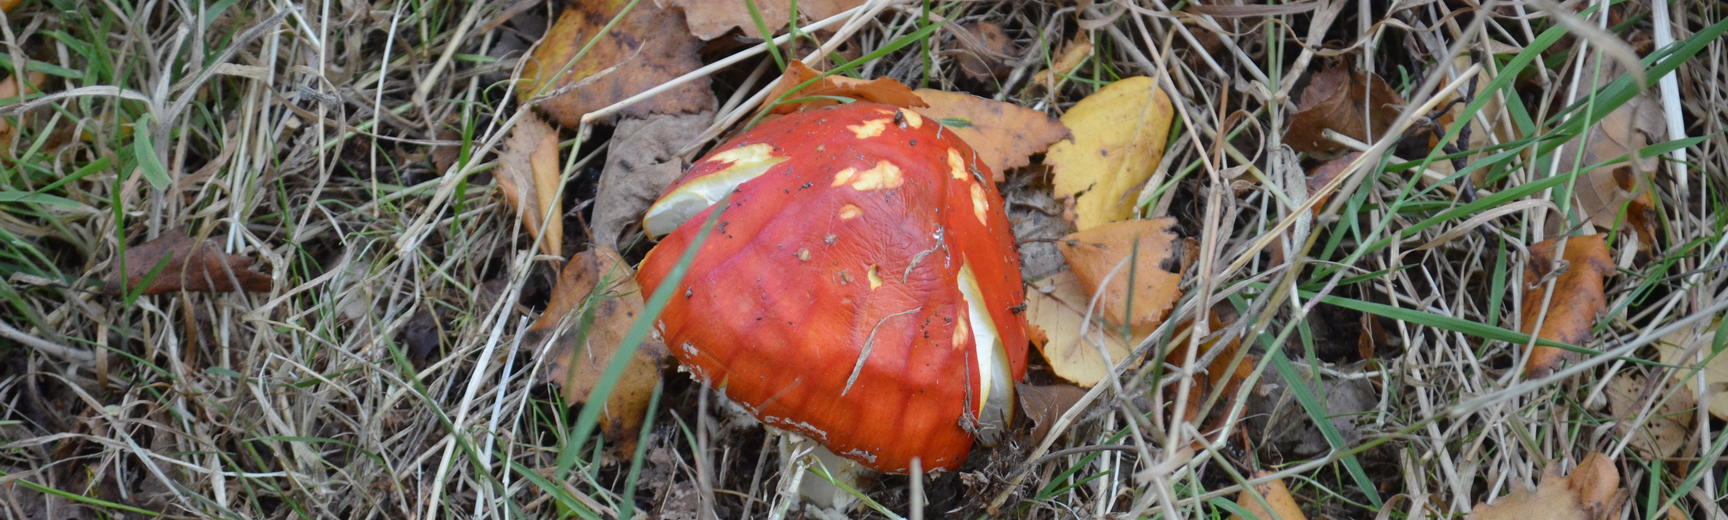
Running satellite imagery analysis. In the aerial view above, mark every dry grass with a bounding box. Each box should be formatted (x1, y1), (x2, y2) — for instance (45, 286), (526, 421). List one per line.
(1, 0), (1725, 518)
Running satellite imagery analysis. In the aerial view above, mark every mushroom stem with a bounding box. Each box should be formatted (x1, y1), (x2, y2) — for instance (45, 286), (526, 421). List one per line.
(777, 433), (872, 516)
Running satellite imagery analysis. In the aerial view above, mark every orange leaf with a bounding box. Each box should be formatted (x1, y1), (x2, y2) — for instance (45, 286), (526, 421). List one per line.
(108, 230), (273, 295)
(496, 114), (564, 257)
(911, 88), (1069, 180)
(1231, 473), (1308, 520)
(1284, 62), (1404, 155)
(1467, 452), (1622, 520)
(1520, 234), (1613, 376)
(0, 70), (47, 151)
(1057, 218), (1187, 338)
(526, 248), (668, 454)
(519, 0), (714, 126)
(763, 60), (926, 115)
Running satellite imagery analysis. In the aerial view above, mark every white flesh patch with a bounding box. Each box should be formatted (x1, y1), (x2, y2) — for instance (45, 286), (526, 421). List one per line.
(642, 143), (783, 238)
(956, 263), (1015, 442)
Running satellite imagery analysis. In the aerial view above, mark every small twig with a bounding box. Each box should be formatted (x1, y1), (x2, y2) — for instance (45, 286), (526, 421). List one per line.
(841, 306), (921, 396)
(0, 319), (95, 366)
(903, 229), (945, 282)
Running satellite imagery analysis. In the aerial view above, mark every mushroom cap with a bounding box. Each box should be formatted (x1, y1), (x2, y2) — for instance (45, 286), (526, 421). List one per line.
(637, 103), (1029, 473)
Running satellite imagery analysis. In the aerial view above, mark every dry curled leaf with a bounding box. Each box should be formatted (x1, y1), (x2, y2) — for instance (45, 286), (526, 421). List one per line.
(667, 0), (861, 40)
(1602, 373), (1692, 460)
(1231, 473), (1308, 520)
(763, 60), (926, 114)
(109, 230), (272, 295)
(1285, 62), (1404, 155)
(1655, 321), (1728, 421)
(496, 114), (563, 257)
(911, 88), (1069, 180)
(1467, 452), (1622, 520)
(526, 248), (668, 454)
(1046, 76), (1175, 229)
(1034, 31), (1092, 92)
(955, 22), (1014, 82)
(591, 112), (712, 250)
(1306, 152), (1360, 214)
(1520, 234), (1613, 376)
(1025, 271), (1133, 388)
(1015, 381), (1087, 443)
(520, 0), (714, 126)
(1056, 218), (1187, 338)
(1563, 65), (1664, 250)
(1168, 308), (1252, 429)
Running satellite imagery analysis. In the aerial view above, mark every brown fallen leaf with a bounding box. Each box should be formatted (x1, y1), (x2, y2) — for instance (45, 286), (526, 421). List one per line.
(1466, 452), (1622, 520)
(763, 60), (926, 114)
(1285, 62), (1404, 155)
(592, 112), (712, 250)
(0, 0), (19, 11)
(1168, 308), (1253, 428)
(1230, 473), (1308, 520)
(1046, 76), (1176, 229)
(1655, 321), (1728, 421)
(667, 0), (861, 40)
(1015, 381), (1087, 443)
(496, 114), (563, 257)
(911, 88), (1069, 180)
(1034, 31), (1093, 92)
(1306, 152), (1360, 215)
(109, 229), (273, 295)
(519, 0), (714, 126)
(1562, 64), (1664, 250)
(955, 21), (1015, 82)
(1025, 271), (1134, 388)
(526, 248), (668, 454)
(1057, 218), (1187, 338)
(1520, 234), (1613, 376)
(1602, 373), (1692, 460)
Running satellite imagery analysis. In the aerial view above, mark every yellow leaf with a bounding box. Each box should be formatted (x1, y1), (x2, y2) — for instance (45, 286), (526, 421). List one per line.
(1467, 452), (1621, 520)
(497, 114), (564, 256)
(1231, 474), (1308, 520)
(1656, 320), (1728, 421)
(1046, 76), (1174, 230)
(1025, 271), (1133, 388)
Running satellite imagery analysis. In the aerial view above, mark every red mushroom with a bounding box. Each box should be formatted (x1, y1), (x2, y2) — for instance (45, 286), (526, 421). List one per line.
(637, 103), (1029, 473)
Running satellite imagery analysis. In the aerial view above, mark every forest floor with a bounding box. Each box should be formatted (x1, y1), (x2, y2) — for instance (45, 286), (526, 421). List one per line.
(2, 0), (1726, 518)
